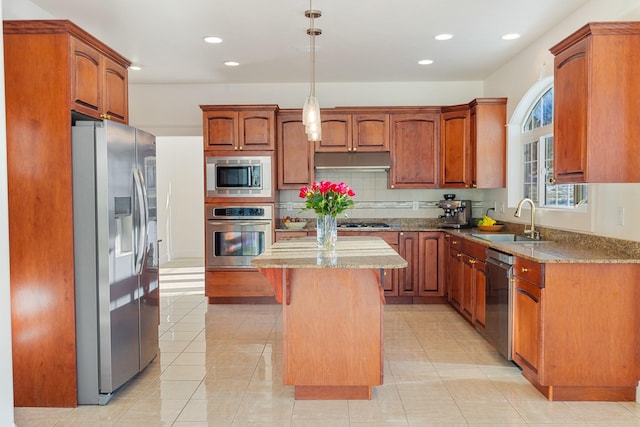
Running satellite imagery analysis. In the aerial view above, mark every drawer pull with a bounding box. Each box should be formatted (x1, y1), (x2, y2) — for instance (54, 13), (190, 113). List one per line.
(521, 267), (529, 273)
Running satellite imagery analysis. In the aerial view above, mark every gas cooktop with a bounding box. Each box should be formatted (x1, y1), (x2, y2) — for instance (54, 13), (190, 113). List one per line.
(337, 222), (390, 229)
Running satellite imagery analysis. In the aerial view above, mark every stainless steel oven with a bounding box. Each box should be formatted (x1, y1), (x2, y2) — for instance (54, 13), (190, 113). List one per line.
(205, 205), (273, 268)
(205, 155), (272, 198)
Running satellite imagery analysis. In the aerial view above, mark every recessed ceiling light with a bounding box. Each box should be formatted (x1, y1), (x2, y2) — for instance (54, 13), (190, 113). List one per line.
(435, 33), (453, 41)
(502, 33), (520, 40)
(129, 64), (142, 71)
(224, 61), (240, 67)
(418, 59), (434, 65)
(204, 36), (223, 44)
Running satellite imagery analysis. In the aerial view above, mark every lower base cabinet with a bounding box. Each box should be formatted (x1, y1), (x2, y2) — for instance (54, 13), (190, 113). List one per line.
(512, 258), (640, 401)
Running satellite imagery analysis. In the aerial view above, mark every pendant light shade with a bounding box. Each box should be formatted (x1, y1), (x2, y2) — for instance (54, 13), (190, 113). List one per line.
(303, 2), (322, 142)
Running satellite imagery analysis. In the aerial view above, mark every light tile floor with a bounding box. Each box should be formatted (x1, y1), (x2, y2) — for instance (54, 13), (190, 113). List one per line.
(14, 258), (640, 426)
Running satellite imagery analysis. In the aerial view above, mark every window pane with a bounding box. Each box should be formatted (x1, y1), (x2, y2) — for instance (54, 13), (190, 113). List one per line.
(542, 88), (553, 126)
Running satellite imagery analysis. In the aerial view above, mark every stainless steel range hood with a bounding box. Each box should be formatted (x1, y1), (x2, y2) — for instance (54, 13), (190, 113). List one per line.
(314, 152), (391, 171)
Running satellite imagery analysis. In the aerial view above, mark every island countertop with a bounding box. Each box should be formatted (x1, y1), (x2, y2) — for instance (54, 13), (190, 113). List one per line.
(251, 236), (408, 269)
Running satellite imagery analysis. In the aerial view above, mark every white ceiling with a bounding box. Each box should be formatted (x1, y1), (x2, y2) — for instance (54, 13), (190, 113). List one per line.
(21, 0), (590, 84)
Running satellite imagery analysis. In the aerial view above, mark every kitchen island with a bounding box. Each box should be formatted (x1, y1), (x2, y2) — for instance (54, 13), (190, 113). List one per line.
(252, 236), (407, 400)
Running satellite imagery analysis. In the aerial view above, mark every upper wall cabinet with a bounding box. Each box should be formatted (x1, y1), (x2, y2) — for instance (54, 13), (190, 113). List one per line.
(440, 105), (471, 188)
(389, 110), (440, 188)
(277, 111), (315, 189)
(440, 99), (507, 189)
(550, 22), (640, 183)
(71, 36), (128, 123)
(470, 98), (507, 188)
(314, 109), (390, 152)
(201, 105), (278, 151)
(4, 20), (131, 124)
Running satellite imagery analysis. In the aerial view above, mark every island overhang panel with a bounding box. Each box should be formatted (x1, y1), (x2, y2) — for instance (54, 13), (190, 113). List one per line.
(252, 236), (407, 400)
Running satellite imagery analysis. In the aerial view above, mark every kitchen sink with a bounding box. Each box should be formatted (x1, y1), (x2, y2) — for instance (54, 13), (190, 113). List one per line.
(471, 233), (549, 243)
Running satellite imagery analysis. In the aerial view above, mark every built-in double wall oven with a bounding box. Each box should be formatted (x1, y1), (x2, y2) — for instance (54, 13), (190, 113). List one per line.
(205, 205), (273, 268)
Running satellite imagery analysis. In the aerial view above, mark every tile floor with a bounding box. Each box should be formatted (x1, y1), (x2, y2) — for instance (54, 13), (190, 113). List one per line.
(14, 258), (640, 426)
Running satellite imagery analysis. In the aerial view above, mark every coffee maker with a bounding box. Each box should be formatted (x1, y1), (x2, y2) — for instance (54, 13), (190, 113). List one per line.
(437, 194), (472, 229)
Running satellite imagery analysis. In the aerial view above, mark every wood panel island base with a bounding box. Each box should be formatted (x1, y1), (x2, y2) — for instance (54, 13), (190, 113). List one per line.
(252, 237), (407, 400)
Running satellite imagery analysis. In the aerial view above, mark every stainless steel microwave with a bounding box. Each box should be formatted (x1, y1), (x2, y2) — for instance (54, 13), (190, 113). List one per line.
(206, 155), (272, 198)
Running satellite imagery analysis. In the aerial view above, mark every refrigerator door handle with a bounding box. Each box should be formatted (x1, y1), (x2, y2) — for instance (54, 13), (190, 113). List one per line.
(133, 168), (148, 274)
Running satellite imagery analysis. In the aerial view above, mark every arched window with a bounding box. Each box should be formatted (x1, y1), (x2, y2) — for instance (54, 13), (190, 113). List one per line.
(520, 84), (587, 208)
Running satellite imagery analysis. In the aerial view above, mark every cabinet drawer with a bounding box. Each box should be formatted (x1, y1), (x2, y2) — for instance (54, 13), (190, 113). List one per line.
(513, 257), (544, 287)
(462, 239), (486, 261)
(449, 235), (463, 250)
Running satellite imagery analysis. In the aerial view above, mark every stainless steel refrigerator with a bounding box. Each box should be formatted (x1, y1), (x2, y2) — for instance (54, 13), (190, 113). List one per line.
(72, 120), (159, 405)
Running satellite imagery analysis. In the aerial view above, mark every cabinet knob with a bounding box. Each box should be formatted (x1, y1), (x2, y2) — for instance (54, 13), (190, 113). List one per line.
(457, 253), (462, 258)
(239, 146), (243, 150)
(234, 146), (238, 150)
(470, 259), (476, 264)
(521, 267), (529, 273)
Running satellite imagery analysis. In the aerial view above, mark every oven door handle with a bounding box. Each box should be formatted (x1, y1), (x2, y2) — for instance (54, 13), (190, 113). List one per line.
(207, 220), (272, 227)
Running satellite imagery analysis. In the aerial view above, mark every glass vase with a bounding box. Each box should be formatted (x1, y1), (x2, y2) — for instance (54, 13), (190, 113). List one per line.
(316, 214), (338, 249)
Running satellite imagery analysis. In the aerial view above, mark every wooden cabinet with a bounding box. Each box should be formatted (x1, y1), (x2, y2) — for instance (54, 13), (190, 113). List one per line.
(440, 106), (471, 188)
(398, 232), (419, 296)
(276, 111), (314, 189)
(315, 113), (352, 151)
(511, 257), (544, 380)
(417, 232), (445, 297)
(461, 239), (486, 326)
(315, 111), (390, 152)
(3, 19), (131, 407)
(511, 257), (640, 401)
(550, 22), (640, 183)
(447, 235), (486, 324)
(71, 36), (128, 123)
(440, 99), (506, 189)
(447, 236), (464, 311)
(389, 111), (440, 188)
(202, 105), (277, 151)
(352, 113), (390, 152)
(469, 98), (507, 188)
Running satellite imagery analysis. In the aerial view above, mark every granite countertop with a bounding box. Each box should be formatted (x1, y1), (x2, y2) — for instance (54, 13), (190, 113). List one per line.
(452, 229), (640, 264)
(275, 219), (640, 264)
(252, 236), (408, 269)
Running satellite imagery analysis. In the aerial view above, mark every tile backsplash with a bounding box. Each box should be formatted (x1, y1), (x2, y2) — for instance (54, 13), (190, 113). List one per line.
(278, 170), (489, 220)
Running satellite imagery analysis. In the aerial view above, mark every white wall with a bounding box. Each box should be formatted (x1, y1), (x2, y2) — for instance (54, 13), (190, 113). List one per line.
(156, 136), (204, 264)
(129, 81), (483, 136)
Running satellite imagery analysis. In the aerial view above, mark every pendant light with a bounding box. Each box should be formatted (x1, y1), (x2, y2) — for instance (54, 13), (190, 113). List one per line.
(303, 1), (322, 142)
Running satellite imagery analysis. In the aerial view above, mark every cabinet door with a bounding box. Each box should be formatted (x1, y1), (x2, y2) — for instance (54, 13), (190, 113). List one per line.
(204, 111), (238, 150)
(277, 113), (314, 189)
(389, 113), (439, 188)
(553, 38), (588, 183)
(461, 254), (475, 321)
(382, 243), (399, 296)
(440, 108), (471, 188)
(352, 114), (390, 152)
(512, 278), (541, 374)
(71, 37), (101, 118)
(398, 232), (419, 296)
(240, 110), (275, 150)
(470, 99), (506, 188)
(448, 247), (463, 311)
(315, 113), (352, 152)
(473, 260), (486, 330)
(102, 56), (128, 123)
(417, 232), (444, 297)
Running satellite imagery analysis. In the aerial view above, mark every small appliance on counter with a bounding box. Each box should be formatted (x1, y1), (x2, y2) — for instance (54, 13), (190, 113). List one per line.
(437, 194), (472, 229)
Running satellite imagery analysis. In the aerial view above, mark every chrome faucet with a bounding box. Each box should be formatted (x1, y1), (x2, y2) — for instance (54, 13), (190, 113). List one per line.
(514, 198), (540, 240)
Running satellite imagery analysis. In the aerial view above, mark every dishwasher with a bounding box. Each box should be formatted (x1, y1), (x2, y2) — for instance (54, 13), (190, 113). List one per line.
(484, 248), (514, 360)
